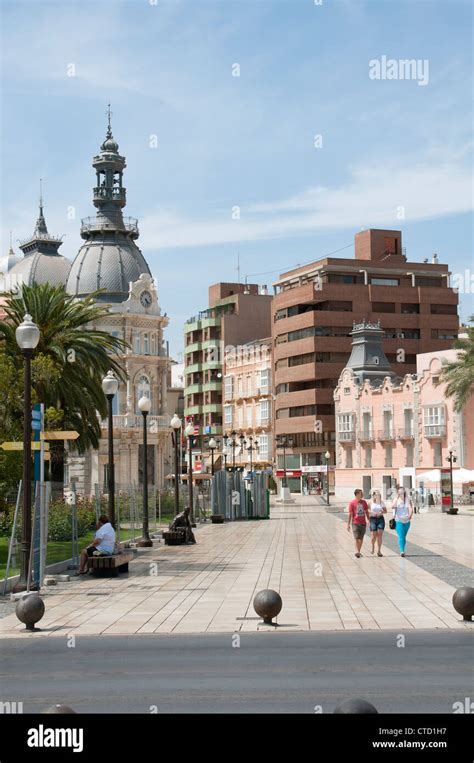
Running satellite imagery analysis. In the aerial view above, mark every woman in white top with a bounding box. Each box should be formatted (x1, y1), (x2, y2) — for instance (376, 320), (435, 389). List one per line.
(391, 486), (414, 557)
(368, 489), (387, 556)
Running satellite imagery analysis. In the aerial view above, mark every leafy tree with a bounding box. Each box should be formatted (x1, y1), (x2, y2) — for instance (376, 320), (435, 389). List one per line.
(0, 283), (128, 453)
(438, 316), (474, 412)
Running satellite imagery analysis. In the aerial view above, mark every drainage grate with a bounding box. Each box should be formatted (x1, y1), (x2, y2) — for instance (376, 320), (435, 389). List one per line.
(86, 591), (112, 596)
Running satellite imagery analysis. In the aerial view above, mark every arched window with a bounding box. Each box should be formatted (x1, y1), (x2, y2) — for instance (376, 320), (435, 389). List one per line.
(137, 374), (151, 412)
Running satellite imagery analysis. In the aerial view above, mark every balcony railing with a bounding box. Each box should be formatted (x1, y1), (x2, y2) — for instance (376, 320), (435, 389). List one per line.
(424, 424), (446, 438)
(100, 414), (171, 431)
(358, 430), (374, 442)
(338, 431), (356, 442)
(80, 216), (139, 236)
(397, 428), (414, 440)
(377, 429), (395, 441)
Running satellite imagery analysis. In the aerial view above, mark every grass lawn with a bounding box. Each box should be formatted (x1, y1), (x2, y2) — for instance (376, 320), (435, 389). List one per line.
(0, 523), (166, 581)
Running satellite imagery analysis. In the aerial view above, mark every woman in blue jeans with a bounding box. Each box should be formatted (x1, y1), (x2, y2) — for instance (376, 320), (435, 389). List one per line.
(391, 487), (414, 557)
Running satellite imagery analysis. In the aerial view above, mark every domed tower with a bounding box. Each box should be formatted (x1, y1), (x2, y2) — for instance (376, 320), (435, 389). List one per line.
(0, 233), (21, 275)
(9, 189), (71, 287)
(66, 108), (151, 301)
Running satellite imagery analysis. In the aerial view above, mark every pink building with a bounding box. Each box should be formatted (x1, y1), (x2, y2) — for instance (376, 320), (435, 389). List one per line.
(334, 321), (474, 500)
(223, 338), (273, 471)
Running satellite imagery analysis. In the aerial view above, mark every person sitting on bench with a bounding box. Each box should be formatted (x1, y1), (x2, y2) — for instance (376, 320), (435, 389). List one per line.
(79, 514), (116, 575)
(169, 506), (196, 544)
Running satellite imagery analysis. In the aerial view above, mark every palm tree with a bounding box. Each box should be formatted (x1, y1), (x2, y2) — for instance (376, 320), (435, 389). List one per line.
(438, 316), (474, 412)
(0, 283), (128, 452)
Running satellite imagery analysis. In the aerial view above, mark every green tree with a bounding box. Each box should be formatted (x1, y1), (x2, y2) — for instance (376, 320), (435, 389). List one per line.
(0, 283), (128, 453)
(438, 316), (474, 412)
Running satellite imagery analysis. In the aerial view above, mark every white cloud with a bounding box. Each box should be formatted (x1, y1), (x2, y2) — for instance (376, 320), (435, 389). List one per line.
(139, 153), (473, 250)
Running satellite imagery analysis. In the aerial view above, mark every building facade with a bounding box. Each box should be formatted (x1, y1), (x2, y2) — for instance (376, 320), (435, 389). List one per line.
(272, 228), (459, 493)
(183, 282), (272, 458)
(62, 116), (172, 494)
(334, 325), (474, 500)
(222, 338), (273, 472)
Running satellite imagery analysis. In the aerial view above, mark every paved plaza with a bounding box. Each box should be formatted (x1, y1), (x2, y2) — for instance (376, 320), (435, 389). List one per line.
(1, 497), (472, 637)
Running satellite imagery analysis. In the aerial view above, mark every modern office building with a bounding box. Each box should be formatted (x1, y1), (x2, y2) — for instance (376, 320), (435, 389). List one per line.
(334, 322), (474, 500)
(184, 283), (272, 465)
(272, 228), (459, 493)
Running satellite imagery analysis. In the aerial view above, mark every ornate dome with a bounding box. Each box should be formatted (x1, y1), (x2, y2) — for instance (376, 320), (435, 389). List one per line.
(66, 110), (152, 302)
(67, 237), (151, 301)
(9, 252), (71, 287)
(0, 246), (21, 273)
(9, 198), (71, 287)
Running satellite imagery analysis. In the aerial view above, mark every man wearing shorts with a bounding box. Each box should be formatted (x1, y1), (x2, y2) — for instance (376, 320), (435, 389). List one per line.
(347, 489), (370, 558)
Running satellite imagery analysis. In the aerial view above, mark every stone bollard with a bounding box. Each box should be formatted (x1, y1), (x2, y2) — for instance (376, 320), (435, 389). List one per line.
(334, 698), (378, 714)
(452, 587), (474, 622)
(43, 704), (77, 714)
(253, 589), (282, 625)
(15, 593), (45, 632)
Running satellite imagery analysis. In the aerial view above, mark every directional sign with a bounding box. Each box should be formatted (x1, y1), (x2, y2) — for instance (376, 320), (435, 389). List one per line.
(41, 431), (79, 441)
(1, 442), (49, 451)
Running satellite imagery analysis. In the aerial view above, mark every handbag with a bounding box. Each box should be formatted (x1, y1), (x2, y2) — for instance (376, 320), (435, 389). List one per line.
(389, 516), (396, 530)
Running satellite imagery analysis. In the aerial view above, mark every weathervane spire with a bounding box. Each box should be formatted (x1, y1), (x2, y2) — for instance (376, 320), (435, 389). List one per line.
(106, 102), (113, 138)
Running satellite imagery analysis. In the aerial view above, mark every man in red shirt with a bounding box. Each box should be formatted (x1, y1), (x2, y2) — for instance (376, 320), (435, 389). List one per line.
(347, 489), (370, 558)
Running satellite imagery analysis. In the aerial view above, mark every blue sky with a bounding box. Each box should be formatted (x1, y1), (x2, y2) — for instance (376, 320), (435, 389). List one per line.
(1, 0), (473, 357)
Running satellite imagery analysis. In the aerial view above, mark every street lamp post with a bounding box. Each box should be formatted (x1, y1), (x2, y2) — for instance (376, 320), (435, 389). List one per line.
(185, 422), (194, 518)
(138, 396), (152, 547)
(13, 314), (40, 593)
(447, 444), (457, 512)
(276, 434), (294, 503)
(102, 370), (119, 527)
(171, 414), (182, 515)
(230, 430), (237, 471)
(208, 437), (217, 476)
(324, 450), (331, 506)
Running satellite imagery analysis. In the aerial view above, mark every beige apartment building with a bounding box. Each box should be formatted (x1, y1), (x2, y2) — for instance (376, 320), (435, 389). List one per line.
(184, 282), (272, 468)
(272, 228), (459, 493)
(223, 338), (273, 472)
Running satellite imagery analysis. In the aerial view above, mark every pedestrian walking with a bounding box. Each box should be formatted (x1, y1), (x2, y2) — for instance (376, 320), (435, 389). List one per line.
(390, 487), (414, 557)
(368, 489), (387, 556)
(347, 489), (370, 558)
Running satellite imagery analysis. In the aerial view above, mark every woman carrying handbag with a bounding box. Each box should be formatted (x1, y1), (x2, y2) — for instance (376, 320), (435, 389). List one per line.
(390, 486), (414, 557)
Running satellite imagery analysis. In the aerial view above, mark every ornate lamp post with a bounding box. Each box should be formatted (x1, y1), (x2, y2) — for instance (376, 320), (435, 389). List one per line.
(230, 430), (238, 471)
(171, 413), (182, 515)
(447, 443), (457, 512)
(208, 437), (217, 476)
(102, 370), (119, 527)
(324, 450), (331, 506)
(137, 396), (152, 547)
(275, 434), (294, 503)
(246, 435), (259, 482)
(222, 436), (229, 470)
(185, 422), (194, 517)
(13, 314), (40, 593)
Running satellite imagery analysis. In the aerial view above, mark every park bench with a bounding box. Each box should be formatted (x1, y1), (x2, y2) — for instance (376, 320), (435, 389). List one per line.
(162, 529), (186, 546)
(89, 550), (134, 577)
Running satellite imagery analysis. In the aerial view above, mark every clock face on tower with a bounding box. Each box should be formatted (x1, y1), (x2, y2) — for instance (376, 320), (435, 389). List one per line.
(140, 290), (152, 308)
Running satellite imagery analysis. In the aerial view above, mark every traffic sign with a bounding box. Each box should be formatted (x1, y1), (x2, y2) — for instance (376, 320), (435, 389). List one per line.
(1, 442), (49, 451)
(41, 431), (79, 440)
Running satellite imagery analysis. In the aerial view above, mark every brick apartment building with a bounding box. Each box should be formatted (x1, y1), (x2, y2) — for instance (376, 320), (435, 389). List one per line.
(272, 228), (459, 493)
(184, 282), (272, 466)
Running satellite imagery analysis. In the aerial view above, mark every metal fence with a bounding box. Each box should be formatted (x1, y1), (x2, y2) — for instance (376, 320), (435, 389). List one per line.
(211, 471), (270, 520)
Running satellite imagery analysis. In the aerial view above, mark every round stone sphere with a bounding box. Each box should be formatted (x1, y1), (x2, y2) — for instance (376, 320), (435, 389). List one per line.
(43, 705), (76, 714)
(15, 593), (45, 630)
(253, 589), (282, 624)
(452, 587), (474, 621)
(334, 698), (378, 714)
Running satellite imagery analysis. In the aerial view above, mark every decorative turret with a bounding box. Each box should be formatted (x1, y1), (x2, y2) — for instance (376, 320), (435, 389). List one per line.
(346, 320), (395, 383)
(67, 106), (151, 302)
(8, 184), (71, 287)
